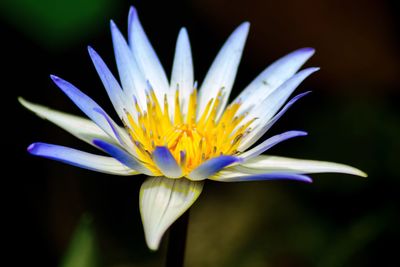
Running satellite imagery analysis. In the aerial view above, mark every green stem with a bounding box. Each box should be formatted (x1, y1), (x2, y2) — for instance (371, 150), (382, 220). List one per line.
(165, 210), (190, 267)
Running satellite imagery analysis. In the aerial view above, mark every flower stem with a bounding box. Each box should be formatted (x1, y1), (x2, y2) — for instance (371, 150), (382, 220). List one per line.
(165, 209), (190, 267)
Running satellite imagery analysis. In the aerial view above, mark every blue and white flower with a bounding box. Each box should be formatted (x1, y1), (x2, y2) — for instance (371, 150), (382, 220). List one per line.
(20, 7), (366, 250)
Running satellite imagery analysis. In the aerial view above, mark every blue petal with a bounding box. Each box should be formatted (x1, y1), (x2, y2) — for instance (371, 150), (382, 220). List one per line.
(50, 75), (121, 143)
(152, 146), (182, 178)
(27, 142), (138, 176)
(240, 130), (308, 160)
(93, 107), (123, 144)
(93, 139), (153, 175)
(188, 155), (242, 181)
(213, 172), (312, 183)
(88, 46), (127, 119)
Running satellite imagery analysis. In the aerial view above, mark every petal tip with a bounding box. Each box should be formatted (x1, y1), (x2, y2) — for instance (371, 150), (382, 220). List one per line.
(109, 19), (116, 28)
(302, 176), (313, 183)
(298, 47), (315, 55)
(145, 237), (161, 251)
(50, 74), (60, 82)
(310, 67), (320, 72)
(355, 169), (368, 178)
(153, 146), (182, 178)
(188, 155), (241, 180)
(240, 21), (250, 29)
(17, 96), (27, 106)
(92, 139), (102, 147)
(298, 67), (320, 78)
(178, 27), (189, 37)
(299, 131), (308, 136)
(129, 6), (138, 18)
(87, 45), (95, 54)
(236, 21), (250, 35)
(27, 143), (40, 154)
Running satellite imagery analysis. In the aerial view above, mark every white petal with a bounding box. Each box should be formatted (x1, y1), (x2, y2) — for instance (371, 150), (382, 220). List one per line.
(239, 131), (307, 160)
(234, 48), (315, 114)
(170, 28), (194, 118)
(28, 142), (138, 176)
(239, 92), (310, 152)
(234, 155), (367, 177)
(140, 177), (203, 250)
(238, 67), (319, 151)
(128, 7), (169, 104)
(197, 22), (249, 120)
(50, 75), (134, 149)
(19, 98), (115, 146)
(110, 21), (147, 111)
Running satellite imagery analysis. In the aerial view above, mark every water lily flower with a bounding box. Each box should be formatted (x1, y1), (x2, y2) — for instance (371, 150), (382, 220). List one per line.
(19, 7), (366, 250)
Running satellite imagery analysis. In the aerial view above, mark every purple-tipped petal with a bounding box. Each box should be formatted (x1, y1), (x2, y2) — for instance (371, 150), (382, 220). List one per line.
(262, 91), (311, 130)
(50, 75), (122, 143)
(152, 146), (182, 178)
(28, 142), (138, 176)
(93, 107), (124, 145)
(211, 171), (312, 183)
(238, 67), (318, 151)
(87, 46), (127, 119)
(240, 130), (308, 160)
(235, 47), (315, 114)
(127, 6), (169, 103)
(93, 139), (152, 175)
(110, 20), (147, 109)
(188, 155), (242, 181)
(238, 91), (310, 150)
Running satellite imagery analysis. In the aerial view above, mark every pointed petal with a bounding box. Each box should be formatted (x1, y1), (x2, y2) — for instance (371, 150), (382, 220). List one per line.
(50, 75), (127, 144)
(236, 155), (367, 177)
(110, 21), (147, 110)
(211, 170), (312, 183)
(152, 146), (182, 178)
(197, 22), (250, 119)
(19, 98), (115, 146)
(87, 46), (128, 120)
(187, 155), (241, 181)
(93, 139), (153, 175)
(238, 67), (319, 151)
(238, 92), (310, 151)
(235, 48), (315, 114)
(140, 176), (204, 250)
(28, 142), (138, 175)
(170, 28), (194, 116)
(240, 131), (307, 160)
(128, 7), (169, 102)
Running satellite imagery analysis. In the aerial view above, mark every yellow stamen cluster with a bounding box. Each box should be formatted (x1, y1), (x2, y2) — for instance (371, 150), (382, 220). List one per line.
(124, 88), (254, 176)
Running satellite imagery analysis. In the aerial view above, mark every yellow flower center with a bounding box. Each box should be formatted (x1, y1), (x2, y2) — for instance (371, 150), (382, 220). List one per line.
(124, 87), (255, 176)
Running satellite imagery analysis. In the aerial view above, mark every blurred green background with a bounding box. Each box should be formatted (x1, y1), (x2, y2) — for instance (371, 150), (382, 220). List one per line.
(4, 0), (399, 266)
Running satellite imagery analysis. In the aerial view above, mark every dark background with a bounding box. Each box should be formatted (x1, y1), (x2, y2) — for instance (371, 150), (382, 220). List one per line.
(4, 0), (399, 266)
